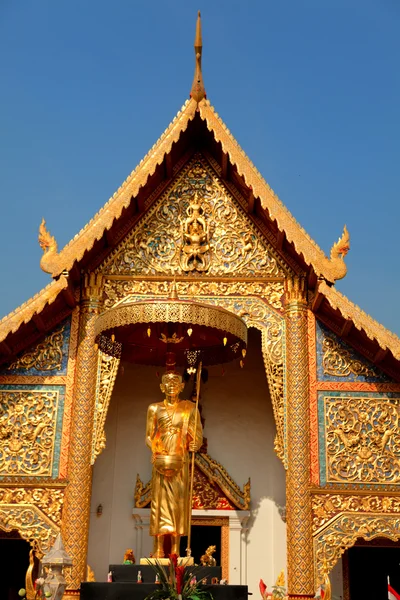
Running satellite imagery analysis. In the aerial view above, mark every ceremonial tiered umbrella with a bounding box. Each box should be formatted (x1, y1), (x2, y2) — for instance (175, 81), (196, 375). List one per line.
(94, 285), (247, 557)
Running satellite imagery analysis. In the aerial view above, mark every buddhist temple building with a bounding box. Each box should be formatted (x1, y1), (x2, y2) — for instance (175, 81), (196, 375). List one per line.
(1, 12), (400, 600)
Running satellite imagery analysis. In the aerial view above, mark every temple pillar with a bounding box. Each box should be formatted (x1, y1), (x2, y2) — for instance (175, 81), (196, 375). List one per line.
(284, 276), (314, 600)
(62, 273), (104, 597)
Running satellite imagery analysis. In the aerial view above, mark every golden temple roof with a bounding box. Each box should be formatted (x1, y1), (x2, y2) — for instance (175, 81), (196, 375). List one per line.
(318, 281), (400, 361)
(38, 97), (349, 284)
(0, 276), (68, 344)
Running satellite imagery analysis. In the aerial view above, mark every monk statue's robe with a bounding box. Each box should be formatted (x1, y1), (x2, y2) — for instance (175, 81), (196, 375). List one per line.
(145, 373), (202, 556)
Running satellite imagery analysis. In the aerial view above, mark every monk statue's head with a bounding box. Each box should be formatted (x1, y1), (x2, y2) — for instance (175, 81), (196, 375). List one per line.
(160, 372), (184, 399)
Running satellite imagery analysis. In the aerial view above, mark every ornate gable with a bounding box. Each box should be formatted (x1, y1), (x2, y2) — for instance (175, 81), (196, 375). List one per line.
(100, 155), (289, 278)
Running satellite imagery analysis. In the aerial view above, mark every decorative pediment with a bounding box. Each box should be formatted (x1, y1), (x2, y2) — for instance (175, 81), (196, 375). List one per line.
(101, 155), (288, 278)
(135, 451), (250, 511)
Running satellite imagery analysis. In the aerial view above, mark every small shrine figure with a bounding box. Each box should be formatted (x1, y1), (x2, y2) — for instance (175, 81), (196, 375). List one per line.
(180, 192), (210, 272)
(200, 545), (217, 566)
(123, 549), (135, 564)
(137, 570), (142, 583)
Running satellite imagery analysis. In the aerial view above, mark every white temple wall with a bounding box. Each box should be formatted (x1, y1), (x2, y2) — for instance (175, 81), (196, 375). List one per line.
(88, 328), (286, 595)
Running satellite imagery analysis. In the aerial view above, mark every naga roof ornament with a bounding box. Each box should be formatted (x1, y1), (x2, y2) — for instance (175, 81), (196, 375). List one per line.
(39, 218), (59, 275)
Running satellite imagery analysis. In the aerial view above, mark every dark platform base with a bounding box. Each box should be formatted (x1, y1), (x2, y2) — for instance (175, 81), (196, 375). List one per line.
(81, 583), (248, 600)
(110, 564), (222, 583)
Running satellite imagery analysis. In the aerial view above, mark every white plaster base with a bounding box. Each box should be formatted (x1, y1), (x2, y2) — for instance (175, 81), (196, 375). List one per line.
(132, 508), (250, 585)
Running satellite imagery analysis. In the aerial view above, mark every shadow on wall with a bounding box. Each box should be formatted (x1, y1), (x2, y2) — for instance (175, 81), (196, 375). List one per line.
(199, 328), (286, 535)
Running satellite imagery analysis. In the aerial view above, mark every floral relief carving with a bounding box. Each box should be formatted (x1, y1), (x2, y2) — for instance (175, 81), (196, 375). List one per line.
(322, 334), (380, 379)
(0, 390), (60, 477)
(103, 279), (284, 311)
(8, 324), (66, 372)
(323, 395), (400, 483)
(0, 487), (63, 557)
(101, 156), (287, 278)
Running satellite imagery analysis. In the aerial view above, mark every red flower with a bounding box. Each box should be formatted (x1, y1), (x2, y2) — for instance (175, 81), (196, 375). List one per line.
(176, 565), (185, 594)
(259, 579), (268, 600)
(169, 553), (178, 571)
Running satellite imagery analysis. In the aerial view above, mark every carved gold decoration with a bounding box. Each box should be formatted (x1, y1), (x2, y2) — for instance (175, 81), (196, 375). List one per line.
(193, 469), (234, 510)
(103, 279), (284, 311)
(91, 351), (120, 464)
(0, 487), (64, 526)
(312, 493), (400, 532)
(322, 335), (377, 378)
(37, 99), (198, 277)
(284, 277), (314, 597)
(179, 191), (210, 272)
(159, 333), (184, 344)
(25, 549), (37, 600)
(135, 452), (250, 510)
(101, 157), (287, 278)
(308, 311), (320, 485)
(0, 487), (63, 558)
(9, 324), (65, 372)
(36, 94), (353, 285)
(199, 99), (349, 284)
(313, 512), (400, 586)
(195, 452), (250, 509)
(59, 306), (80, 479)
(0, 375), (67, 385)
(95, 299), (247, 345)
(318, 280), (400, 360)
(62, 274), (104, 590)
(87, 565), (96, 582)
(323, 395), (400, 483)
(0, 503), (58, 557)
(0, 389), (60, 477)
(0, 276), (69, 344)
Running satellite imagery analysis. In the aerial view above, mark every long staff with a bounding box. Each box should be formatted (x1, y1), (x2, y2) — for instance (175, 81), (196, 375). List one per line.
(186, 361), (202, 558)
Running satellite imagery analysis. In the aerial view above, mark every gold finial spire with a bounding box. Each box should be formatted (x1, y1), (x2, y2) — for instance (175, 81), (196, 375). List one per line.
(190, 11), (206, 103)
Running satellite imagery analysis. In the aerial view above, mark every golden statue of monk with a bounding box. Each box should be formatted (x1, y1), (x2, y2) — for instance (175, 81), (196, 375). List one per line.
(146, 370), (203, 557)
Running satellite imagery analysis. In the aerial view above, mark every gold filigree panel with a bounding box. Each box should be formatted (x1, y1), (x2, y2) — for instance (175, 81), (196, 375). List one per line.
(323, 395), (400, 484)
(103, 279), (284, 311)
(101, 156), (288, 278)
(0, 390), (60, 477)
(0, 487), (63, 557)
(322, 335), (378, 379)
(8, 324), (66, 372)
(91, 351), (120, 464)
(312, 493), (400, 532)
(313, 511), (400, 585)
(0, 487), (63, 525)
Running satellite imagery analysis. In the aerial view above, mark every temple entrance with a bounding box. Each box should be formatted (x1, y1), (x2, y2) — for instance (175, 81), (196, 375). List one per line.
(347, 539), (400, 600)
(0, 532), (30, 600)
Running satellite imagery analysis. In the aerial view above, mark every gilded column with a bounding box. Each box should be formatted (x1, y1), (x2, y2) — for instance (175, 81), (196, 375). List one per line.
(62, 273), (104, 596)
(284, 276), (314, 599)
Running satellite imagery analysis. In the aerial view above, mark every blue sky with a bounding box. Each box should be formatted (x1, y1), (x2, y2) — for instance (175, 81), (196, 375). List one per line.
(0, 1), (399, 334)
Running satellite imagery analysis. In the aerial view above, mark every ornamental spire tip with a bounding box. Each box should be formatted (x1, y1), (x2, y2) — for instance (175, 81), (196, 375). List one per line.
(190, 10), (206, 103)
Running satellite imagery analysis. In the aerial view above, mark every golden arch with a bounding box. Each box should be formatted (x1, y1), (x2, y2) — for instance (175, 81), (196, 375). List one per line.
(0, 502), (59, 557)
(313, 512), (400, 585)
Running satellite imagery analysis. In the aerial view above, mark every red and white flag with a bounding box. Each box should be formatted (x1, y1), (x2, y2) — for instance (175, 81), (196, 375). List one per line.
(388, 577), (400, 600)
